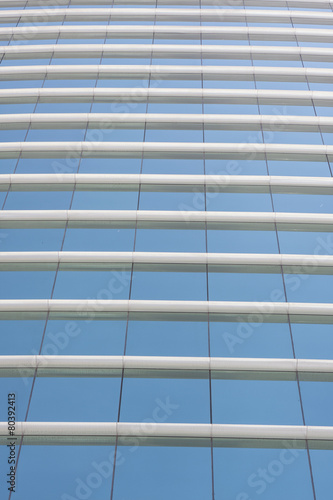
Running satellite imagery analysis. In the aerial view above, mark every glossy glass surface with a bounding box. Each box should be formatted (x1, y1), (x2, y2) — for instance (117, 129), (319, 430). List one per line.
(0, 1), (333, 499)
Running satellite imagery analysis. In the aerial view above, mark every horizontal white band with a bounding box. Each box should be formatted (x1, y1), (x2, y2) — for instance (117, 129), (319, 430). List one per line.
(0, 142), (332, 161)
(0, 299), (332, 323)
(0, 87), (332, 107)
(1, 210), (333, 231)
(2, 355), (333, 381)
(1, 173), (333, 195)
(1, 251), (333, 274)
(1, 25), (332, 43)
(1, 112), (333, 132)
(2, 0), (333, 8)
(0, 421), (332, 448)
(2, 43), (333, 62)
(1, 8), (333, 25)
(1, 64), (333, 83)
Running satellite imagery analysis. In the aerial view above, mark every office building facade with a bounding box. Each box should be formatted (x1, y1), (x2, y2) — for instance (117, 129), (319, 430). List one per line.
(0, 0), (333, 498)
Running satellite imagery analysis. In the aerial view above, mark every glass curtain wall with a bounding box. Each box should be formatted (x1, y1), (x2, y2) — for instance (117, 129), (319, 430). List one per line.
(0, 0), (333, 499)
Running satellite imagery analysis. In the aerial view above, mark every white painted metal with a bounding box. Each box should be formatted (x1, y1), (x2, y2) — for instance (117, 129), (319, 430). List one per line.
(0, 142), (333, 161)
(0, 88), (333, 107)
(1, 355), (333, 381)
(0, 421), (332, 448)
(1, 64), (333, 82)
(0, 26), (332, 43)
(1, 113), (333, 132)
(1, 8), (333, 25)
(0, 299), (332, 323)
(1, 43), (333, 62)
(1, 173), (333, 194)
(0, 251), (333, 274)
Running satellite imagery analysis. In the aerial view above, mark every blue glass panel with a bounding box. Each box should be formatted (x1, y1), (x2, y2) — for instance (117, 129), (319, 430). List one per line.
(210, 322), (293, 358)
(28, 377), (121, 422)
(79, 158), (141, 174)
(311, 450), (333, 500)
(91, 101), (147, 113)
(214, 447), (313, 500)
(0, 159), (17, 174)
(0, 129), (27, 141)
(131, 271), (207, 300)
(254, 59), (303, 67)
(273, 194), (333, 214)
(212, 379), (303, 424)
(96, 78), (149, 88)
(52, 57), (101, 65)
(0, 80), (44, 89)
(63, 228), (135, 251)
(142, 158), (204, 174)
(26, 128), (86, 141)
(87, 127), (145, 141)
(15, 158), (77, 175)
(43, 78), (97, 88)
(0, 320), (44, 355)
(205, 159), (268, 176)
(268, 160), (331, 177)
(209, 272), (284, 302)
(293, 324), (333, 359)
(126, 320), (208, 357)
(15, 445), (115, 500)
(0, 271), (55, 299)
(36, 102), (92, 113)
(301, 381), (333, 426)
(206, 192), (273, 212)
(0, 191), (6, 207)
(285, 274), (333, 303)
(202, 58), (252, 66)
(154, 79), (202, 88)
(260, 103), (315, 116)
(315, 106), (333, 117)
(205, 129), (263, 142)
(53, 270), (131, 300)
(42, 320), (126, 356)
(145, 128), (203, 142)
(105, 38), (153, 45)
(278, 231), (333, 255)
(203, 39), (249, 46)
(208, 230), (279, 253)
(263, 130), (323, 144)
(0, 228), (64, 251)
(5, 190), (72, 210)
(139, 191), (204, 211)
(203, 79), (255, 89)
(256, 81), (309, 90)
(113, 446), (212, 500)
(1, 58), (51, 66)
(71, 190), (138, 210)
(152, 57), (202, 66)
(135, 228), (206, 252)
(0, 378), (32, 421)
(204, 103), (259, 114)
(155, 39), (201, 45)
(1, 103), (36, 114)
(322, 132), (333, 145)
(120, 377), (210, 423)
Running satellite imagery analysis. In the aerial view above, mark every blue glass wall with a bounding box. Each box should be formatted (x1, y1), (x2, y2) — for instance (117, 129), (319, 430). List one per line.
(0, 0), (333, 499)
